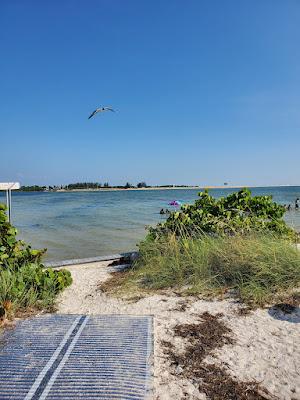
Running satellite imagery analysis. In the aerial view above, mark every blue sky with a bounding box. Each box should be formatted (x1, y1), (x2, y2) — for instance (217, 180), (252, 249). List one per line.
(0, 0), (299, 186)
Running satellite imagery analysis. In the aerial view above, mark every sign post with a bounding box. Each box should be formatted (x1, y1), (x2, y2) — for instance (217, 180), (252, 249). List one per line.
(0, 182), (20, 223)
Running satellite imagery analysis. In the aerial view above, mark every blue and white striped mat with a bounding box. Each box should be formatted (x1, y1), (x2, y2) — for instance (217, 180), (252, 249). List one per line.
(0, 314), (152, 399)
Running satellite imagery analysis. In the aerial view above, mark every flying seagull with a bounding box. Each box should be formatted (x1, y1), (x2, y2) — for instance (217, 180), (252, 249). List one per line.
(88, 107), (115, 119)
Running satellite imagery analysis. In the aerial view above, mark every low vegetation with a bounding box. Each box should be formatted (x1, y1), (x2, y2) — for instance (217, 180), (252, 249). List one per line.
(106, 189), (300, 307)
(149, 188), (297, 240)
(0, 204), (72, 320)
(128, 233), (300, 306)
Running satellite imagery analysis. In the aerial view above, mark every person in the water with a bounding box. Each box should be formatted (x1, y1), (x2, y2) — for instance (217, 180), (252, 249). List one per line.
(295, 198), (299, 209)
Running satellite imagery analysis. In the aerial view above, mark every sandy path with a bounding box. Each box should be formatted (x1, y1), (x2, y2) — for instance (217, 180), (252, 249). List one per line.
(56, 261), (300, 400)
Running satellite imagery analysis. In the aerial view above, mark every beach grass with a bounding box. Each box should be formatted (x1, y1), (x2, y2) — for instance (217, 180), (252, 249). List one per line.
(107, 233), (300, 307)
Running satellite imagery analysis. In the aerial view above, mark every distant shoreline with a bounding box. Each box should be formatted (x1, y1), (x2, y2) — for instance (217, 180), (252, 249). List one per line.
(56, 186), (203, 192)
(55, 186), (241, 192)
(20, 185), (298, 193)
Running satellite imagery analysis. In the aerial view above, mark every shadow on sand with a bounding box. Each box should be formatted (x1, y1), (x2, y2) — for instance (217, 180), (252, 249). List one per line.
(268, 303), (300, 323)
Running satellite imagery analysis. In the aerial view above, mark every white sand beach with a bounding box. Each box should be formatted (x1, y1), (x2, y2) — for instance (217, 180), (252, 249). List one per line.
(56, 261), (300, 400)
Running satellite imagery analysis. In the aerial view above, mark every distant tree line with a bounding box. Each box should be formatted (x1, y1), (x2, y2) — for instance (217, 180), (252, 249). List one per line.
(66, 182), (102, 190)
(20, 185), (47, 192)
(19, 182), (149, 191)
(19, 182), (197, 191)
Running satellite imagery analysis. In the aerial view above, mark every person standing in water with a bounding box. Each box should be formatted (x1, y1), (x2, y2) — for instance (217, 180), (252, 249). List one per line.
(295, 198), (300, 209)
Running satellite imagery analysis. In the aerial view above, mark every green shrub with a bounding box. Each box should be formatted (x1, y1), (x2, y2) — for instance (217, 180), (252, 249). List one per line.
(0, 203), (45, 268)
(0, 264), (72, 313)
(112, 190), (299, 306)
(130, 233), (300, 306)
(0, 203), (72, 316)
(149, 189), (297, 240)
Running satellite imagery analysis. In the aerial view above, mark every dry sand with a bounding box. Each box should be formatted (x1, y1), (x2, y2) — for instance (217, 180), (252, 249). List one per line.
(56, 261), (300, 400)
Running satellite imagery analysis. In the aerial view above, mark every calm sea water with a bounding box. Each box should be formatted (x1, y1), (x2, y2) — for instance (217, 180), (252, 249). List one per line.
(1, 187), (299, 261)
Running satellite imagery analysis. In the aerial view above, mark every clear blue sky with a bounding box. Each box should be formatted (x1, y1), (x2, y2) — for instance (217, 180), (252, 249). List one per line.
(0, 0), (299, 186)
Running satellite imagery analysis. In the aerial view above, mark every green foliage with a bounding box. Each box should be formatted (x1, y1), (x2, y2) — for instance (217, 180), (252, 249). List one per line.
(112, 189), (299, 307)
(0, 204), (46, 268)
(66, 182), (102, 189)
(0, 203), (72, 316)
(129, 233), (300, 306)
(0, 264), (72, 312)
(20, 185), (46, 192)
(137, 182), (147, 188)
(149, 188), (297, 240)
(124, 182), (133, 189)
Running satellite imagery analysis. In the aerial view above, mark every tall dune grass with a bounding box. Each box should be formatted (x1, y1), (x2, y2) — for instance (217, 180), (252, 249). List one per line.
(128, 234), (300, 306)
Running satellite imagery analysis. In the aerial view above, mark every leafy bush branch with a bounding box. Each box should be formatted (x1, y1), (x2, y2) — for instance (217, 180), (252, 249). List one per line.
(0, 204), (72, 319)
(149, 188), (297, 240)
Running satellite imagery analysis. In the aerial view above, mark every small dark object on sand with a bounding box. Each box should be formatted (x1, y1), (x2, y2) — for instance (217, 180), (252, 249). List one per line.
(236, 306), (252, 316)
(107, 257), (127, 267)
(171, 300), (189, 312)
(0, 307), (6, 321)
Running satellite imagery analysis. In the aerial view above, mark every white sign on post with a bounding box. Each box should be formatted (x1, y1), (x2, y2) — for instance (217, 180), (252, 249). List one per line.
(0, 182), (20, 222)
(0, 182), (20, 190)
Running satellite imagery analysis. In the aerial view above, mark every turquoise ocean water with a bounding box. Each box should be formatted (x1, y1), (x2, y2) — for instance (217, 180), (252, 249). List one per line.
(1, 187), (299, 261)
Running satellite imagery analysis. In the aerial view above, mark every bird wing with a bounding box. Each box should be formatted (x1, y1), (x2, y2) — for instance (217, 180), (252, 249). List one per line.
(88, 109), (99, 119)
(104, 107), (115, 112)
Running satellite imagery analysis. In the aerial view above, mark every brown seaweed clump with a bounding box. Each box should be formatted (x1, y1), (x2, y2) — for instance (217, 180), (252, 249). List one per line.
(163, 312), (275, 400)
